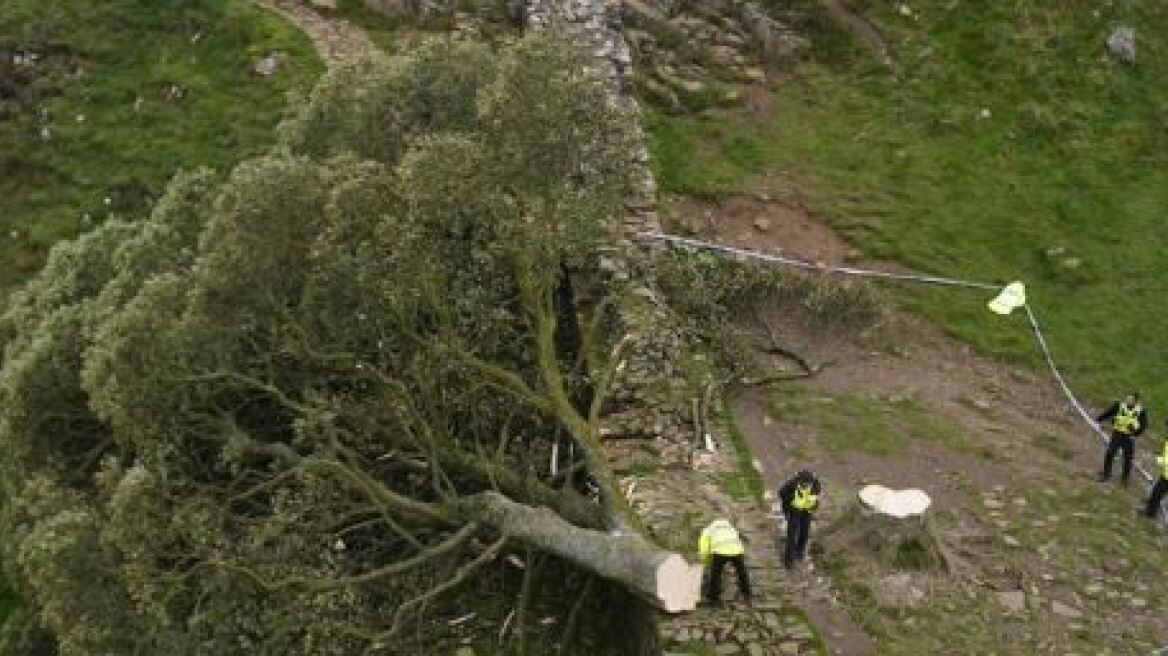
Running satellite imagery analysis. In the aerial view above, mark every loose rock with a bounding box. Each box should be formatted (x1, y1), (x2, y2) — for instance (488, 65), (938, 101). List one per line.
(1107, 26), (1136, 63)
(1052, 601), (1082, 619)
(997, 590), (1026, 612)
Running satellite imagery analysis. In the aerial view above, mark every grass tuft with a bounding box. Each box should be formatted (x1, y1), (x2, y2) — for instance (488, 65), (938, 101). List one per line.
(768, 388), (979, 457)
(717, 401), (766, 501)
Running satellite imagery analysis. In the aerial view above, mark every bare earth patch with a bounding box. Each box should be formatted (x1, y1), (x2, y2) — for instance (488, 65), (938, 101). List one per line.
(667, 194), (853, 264)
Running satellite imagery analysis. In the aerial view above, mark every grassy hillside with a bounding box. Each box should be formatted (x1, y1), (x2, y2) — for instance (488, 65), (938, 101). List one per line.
(647, 0), (1168, 409)
(0, 0), (322, 289)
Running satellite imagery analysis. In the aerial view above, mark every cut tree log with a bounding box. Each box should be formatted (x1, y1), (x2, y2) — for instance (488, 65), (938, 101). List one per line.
(461, 492), (703, 612)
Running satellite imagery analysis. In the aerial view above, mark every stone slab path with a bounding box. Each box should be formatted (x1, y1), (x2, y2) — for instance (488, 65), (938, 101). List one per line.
(616, 434), (843, 656)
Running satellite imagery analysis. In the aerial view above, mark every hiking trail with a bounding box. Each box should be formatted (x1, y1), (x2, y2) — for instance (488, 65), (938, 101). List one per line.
(254, 0), (379, 63)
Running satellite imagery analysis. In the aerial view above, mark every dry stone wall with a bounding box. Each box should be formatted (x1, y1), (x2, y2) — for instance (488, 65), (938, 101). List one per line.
(520, 8), (830, 655)
(523, 0), (661, 243)
(520, 0), (691, 458)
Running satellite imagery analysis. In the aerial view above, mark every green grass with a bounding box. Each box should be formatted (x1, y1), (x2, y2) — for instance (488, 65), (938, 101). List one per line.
(645, 0), (1168, 412)
(327, 0), (412, 52)
(1029, 431), (1077, 461)
(716, 402), (766, 501)
(768, 388), (980, 458)
(0, 0), (323, 290)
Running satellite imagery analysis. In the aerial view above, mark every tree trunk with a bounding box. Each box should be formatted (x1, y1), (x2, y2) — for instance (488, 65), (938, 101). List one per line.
(461, 492), (702, 612)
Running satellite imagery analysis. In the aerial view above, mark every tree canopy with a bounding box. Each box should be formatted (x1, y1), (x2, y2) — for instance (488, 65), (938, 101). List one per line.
(0, 33), (666, 655)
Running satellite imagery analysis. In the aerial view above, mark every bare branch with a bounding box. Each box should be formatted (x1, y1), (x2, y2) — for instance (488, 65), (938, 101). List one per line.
(374, 532), (510, 648)
(588, 333), (631, 427)
(179, 371), (313, 415)
(293, 522), (480, 591)
(558, 575), (594, 656)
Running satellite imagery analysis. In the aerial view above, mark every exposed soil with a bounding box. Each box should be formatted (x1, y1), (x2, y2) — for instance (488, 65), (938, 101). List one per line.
(668, 195), (854, 264)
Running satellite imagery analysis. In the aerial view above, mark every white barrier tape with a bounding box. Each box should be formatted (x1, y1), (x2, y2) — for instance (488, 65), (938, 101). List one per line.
(635, 231), (1000, 291)
(1025, 304), (1159, 488)
(1022, 306), (1110, 445)
(638, 230), (1165, 507)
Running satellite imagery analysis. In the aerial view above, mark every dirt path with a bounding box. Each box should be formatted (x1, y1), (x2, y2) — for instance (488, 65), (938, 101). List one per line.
(818, 0), (896, 70)
(730, 392), (876, 656)
(254, 0), (380, 64)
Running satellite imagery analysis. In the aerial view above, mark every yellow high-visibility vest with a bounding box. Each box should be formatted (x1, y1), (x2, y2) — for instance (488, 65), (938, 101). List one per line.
(698, 521), (744, 563)
(1114, 403), (1143, 435)
(792, 484), (818, 511)
(1161, 441), (1168, 480)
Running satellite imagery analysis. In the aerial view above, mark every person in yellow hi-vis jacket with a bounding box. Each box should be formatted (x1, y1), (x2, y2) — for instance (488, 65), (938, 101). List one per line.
(1143, 426), (1168, 519)
(698, 518), (751, 606)
(1096, 391), (1149, 486)
(778, 470), (821, 569)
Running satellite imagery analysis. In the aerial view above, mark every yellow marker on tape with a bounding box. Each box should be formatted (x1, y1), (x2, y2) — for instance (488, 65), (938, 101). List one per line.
(987, 281), (1026, 315)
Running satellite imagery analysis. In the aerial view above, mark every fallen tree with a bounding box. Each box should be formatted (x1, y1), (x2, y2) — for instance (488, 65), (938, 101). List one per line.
(0, 33), (693, 656)
(464, 492), (702, 613)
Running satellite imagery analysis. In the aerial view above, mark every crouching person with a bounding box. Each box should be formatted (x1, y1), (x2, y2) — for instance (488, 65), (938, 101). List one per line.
(699, 518), (751, 606)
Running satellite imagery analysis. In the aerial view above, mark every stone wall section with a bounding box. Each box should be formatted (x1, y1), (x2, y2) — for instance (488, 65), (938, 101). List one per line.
(517, 8), (837, 654)
(523, 0), (662, 248)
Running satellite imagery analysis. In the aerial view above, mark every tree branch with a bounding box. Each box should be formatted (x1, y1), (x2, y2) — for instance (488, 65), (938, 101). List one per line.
(373, 532), (510, 649)
(588, 333), (631, 427)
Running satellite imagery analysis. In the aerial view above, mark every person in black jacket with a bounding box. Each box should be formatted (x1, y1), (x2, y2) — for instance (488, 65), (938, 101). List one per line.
(778, 470), (821, 570)
(1097, 392), (1149, 486)
(1142, 424), (1168, 519)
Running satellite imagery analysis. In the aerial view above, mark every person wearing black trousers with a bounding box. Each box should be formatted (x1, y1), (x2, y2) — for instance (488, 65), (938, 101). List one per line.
(1097, 392), (1149, 486)
(778, 470), (821, 569)
(698, 518), (751, 605)
(1144, 427), (1168, 519)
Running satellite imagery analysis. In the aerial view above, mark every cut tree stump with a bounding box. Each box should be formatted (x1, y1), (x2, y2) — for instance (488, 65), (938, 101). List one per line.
(823, 485), (946, 572)
(859, 485), (931, 518)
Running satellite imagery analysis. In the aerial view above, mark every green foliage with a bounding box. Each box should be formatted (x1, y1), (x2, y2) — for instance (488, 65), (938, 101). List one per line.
(327, 0), (422, 52)
(279, 39), (493, 162)
(645, 1), (1168, 409)
(653, 249), (881, 372)
(756, 0), (868, 70)
(0, 33), (636, 655)
(891, 537), (939, 571)
(0, 0), (322, 290)
(654, 250), (786, 320)
(327, 0), (518, 52)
